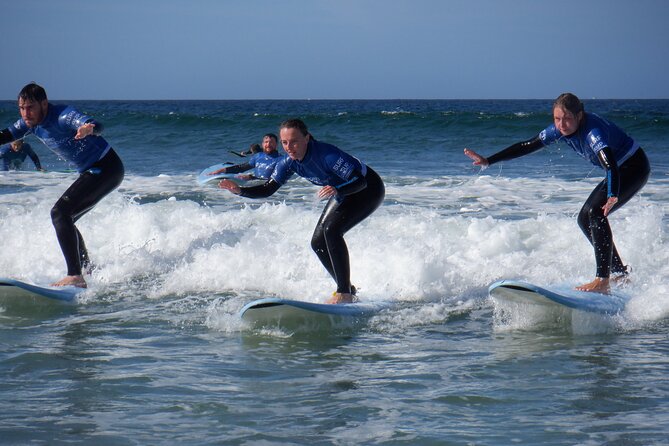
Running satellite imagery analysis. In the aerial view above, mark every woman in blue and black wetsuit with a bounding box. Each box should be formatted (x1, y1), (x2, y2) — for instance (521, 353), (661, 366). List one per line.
(219, 119), (385, 304)
(464, 93), (650, 294)
(0, 83), (124, 288)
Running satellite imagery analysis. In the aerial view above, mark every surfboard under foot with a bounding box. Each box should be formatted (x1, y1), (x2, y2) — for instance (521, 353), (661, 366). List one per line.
(240, 297), (390, 330)
(0, 277), (84, 304)
(488, 280), (629, 315)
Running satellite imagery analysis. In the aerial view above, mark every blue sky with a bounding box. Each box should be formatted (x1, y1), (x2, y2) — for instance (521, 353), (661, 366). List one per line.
(3, 0), (668, 100)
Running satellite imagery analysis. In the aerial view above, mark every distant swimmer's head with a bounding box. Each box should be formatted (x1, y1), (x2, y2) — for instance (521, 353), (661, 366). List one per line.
(10, 139), (24, 152)
(279, 119), (311, 161)
(553, 93), (584, 137)
(17, 82), (48, 128)
(262, 133), (278, 153)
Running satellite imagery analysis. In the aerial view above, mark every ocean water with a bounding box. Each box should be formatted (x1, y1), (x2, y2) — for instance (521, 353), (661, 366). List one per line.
(1, 99), (668, 445)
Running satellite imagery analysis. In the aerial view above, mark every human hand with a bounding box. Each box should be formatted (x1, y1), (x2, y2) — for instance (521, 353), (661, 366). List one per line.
(208, 168), (226, 175)
(218, 179), (241, 194)
(318, 185), (337, 200)
(75, 122), (95, 139)
(464, 148), (489, 167)
(602, 196), (618, 217)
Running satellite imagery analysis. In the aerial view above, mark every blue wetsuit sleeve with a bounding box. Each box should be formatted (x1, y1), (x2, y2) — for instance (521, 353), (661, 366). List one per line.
(224, 163), (252, 174)
(0, 129), (13, 145)
(597, 146), (620, 197)
(334, 168), (367, 197)
(238, 179), (282, 198)
(487, 135), (544, 165)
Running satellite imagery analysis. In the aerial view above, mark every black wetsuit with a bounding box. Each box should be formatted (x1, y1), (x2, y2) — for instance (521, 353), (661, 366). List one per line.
(51, 149), (124, 275)
(486, 112), (650, 279)
(238, 139), (385, 294)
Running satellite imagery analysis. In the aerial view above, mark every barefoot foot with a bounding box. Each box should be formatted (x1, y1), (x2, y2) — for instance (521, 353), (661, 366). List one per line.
(51, 275), (87, 288)
(326, 292), (355, 304)
(575, 277), (610, 294)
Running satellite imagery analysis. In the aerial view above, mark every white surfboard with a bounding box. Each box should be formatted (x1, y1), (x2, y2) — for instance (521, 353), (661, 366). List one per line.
(240, 297), (390, 330)
(0, 277), (84, 304)
(197, 162), (253, 185)
(488, 280), (630, 315)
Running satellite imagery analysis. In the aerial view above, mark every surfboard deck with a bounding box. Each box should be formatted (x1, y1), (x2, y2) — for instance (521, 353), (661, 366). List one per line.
(240, 297), (390, 330)
(197, 162), (252, 185)
(0, 277), (84, 304)
(488, 280), (630, 315)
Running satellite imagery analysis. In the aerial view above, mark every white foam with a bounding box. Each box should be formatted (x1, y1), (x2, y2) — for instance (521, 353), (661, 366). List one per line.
(1, 172), (667, 332)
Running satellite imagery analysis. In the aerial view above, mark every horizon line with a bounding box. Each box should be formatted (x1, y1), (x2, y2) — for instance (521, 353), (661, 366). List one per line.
(1, 97), (668, 102)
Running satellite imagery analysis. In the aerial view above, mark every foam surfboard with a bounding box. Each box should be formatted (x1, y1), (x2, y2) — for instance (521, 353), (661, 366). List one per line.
(488, 280), (630, 315)
(240, 297), (390, 330)
(197, 162), (253, 185)
(0, 277), (84, 304)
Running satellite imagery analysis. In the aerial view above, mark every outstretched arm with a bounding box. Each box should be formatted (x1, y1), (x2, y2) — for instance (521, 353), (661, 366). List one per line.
(465, 135), (544, 167)
(219, 178), (281, 198)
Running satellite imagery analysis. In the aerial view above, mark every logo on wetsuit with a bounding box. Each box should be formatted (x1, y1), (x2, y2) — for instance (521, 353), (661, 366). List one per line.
(588, 132), (606, 152)
(332, 156), (354, 179)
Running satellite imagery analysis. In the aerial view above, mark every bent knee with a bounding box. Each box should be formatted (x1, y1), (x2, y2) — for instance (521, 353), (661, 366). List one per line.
(579, 204), (604, 223)
(51, 200), (73, 224)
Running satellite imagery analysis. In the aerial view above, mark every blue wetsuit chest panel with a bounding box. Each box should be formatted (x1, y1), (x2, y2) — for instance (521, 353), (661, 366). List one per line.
(248, 151), (282, 179)
(539, 112), (636, 167)
(271, 140), (366, 186)
(9, 104), (109, 172)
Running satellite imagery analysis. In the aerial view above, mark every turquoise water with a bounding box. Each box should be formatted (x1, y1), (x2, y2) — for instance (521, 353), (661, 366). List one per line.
(1, 100), (668, 445)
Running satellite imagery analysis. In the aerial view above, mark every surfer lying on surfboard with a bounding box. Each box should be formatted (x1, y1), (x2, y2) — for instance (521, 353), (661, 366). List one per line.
(211, 135), (281, 180)
(219, 119), (385, 304)
(229, 142), (263, 158)
(464, 93), (650, 294)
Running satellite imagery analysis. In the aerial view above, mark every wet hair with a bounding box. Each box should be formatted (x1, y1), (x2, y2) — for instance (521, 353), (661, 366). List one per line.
(248, 143), (262, 154)
(263, 133), (278, 142)
(279, 118), (309, 137)
(553, 93), (584, 116)
(18, 82), (47, 103)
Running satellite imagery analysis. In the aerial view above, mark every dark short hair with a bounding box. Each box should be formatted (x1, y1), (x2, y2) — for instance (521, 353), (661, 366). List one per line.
(553, 93), (584, 116)
(18, 82), (47, 103)
(279, 118), (309, 136)
(263, 133), (278, 142)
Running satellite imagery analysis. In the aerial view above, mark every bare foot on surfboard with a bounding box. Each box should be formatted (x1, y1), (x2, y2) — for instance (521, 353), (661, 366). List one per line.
(51, 275), (87, 288)
(575, 277), (610, 294)
(326, 292), (355, 304)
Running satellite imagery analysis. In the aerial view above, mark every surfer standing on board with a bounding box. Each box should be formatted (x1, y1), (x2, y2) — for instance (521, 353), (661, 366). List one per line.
(0, 83), (125, 288)
(464, 93), (650, 294)
(219, 119), (385, 304)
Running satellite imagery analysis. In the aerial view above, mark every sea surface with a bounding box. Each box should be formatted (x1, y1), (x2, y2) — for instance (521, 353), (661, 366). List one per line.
(1, 99), (668, 445)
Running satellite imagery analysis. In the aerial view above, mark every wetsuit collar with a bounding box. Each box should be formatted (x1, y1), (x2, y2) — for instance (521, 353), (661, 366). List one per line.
(298, 139), (314, 163)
